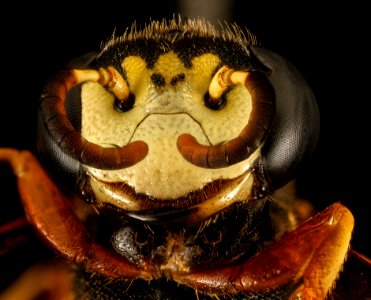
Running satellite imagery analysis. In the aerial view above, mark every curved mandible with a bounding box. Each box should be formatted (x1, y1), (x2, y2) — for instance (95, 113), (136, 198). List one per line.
(39, 68), (148, 170)
(177, 67), (275, 168)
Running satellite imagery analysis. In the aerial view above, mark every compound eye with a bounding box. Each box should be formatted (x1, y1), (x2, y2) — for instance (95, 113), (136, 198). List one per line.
(250, 46), (320, 190)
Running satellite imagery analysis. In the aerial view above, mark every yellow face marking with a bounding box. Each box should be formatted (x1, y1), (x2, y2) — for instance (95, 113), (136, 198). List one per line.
(188, 53), (220, 93)
(122, 56), (147, 91)
(82, 51), (254, 201)
(152, 51), (186, 83)
(122, 52), (221, 92)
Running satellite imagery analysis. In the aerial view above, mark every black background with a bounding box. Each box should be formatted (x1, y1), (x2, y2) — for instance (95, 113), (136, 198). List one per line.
(0, 0), (369, 272)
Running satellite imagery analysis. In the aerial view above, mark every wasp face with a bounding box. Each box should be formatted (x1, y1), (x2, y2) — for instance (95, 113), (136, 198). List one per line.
(84, 51), (260, 211)
(35, 16), (320, 286)
(3, 16), (355, 300)
(38, 19), (284, 225)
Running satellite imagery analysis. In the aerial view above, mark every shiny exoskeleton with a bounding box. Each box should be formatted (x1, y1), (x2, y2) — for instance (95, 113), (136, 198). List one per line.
(0, 16), (359, 300)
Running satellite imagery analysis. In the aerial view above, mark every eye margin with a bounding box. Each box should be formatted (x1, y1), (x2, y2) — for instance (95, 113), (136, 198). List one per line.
(250, 46), (320, 191)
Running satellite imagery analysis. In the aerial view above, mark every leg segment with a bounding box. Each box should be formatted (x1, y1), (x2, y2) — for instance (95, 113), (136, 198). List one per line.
(0, 149), (153, 281)
(173, 202), (354, 299)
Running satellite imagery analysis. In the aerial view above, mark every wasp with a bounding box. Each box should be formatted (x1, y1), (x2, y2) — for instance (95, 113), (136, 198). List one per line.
(0, 16), (368, 300)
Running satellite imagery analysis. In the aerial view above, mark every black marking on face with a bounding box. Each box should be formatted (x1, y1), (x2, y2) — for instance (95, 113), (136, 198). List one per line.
(96, 37), (256, 73)
(151, 73), (166, 87)
(170, 73), (185, 86)
(173, 37), (251, 69)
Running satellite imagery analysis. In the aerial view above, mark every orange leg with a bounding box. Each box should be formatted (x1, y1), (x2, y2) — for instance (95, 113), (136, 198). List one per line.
(173, 202), (354, 299)
(0, 259), (74, 300)
(0, 149), (153, 281)
(0, 148), (355, 299)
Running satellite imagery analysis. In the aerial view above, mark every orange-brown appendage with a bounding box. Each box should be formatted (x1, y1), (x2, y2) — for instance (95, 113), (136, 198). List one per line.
(0, 149), (153, 281)
(40, 69), (148, 170)
(173, 202), (354, 299)
(177, 71), (275, 168)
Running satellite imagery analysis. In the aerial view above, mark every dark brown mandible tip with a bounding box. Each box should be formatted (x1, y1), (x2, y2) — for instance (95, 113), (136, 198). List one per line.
(40, 69), (148, 170)
(177, 71), (275, 168)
